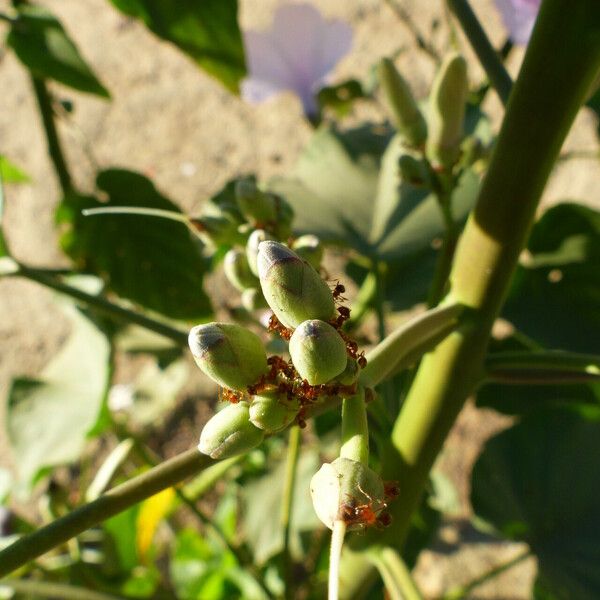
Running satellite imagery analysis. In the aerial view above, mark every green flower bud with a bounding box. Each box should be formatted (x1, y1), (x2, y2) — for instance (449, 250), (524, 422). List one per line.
(235, 179), (278, 224)
(378, 58), (427, 148)
(224, 249), (259, 292)
(258, 241), (335, 329)
(249, 388), (300, 433)
(335, 358), (360, 386)
(247, 229), (276, 277)
(291, 234), (323, 270)
(398, 152), (431, 187)
(289, 320), (347, 385)
(188, 323), (268, 391)
(426, 52), (469, 169)
(190, 214), (241, 247)
(241, 287), (268, 312)
(198, 402), (265, 459)
(310, 457), (385, 530)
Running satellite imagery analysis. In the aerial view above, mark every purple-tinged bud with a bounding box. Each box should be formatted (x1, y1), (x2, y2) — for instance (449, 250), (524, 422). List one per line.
(257, 241), (335, 329)
(188, 323), (268, 391)
(249, 388), (300, 433)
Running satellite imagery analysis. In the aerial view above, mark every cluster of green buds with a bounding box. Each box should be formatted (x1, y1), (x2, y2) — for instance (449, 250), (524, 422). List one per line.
(189, 241), (364, 460)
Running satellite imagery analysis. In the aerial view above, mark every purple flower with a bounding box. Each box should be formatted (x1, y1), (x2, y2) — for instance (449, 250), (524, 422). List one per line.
(495, 0), (541, 45)
(241, 3), (353, 117)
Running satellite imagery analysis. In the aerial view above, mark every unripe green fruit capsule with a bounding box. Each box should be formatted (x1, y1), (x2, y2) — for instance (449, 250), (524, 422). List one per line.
(188, 322), (268, 391)
(258, 241), (335, 329)
(289, 320), (347, 385)
(191, 214), (241, 247)
(235, 179), (277, 224)
(224, 249), (259, 292)
(249, 388), (300, 433)
(291, 234), (323, 270)
(247, 229), (276, 277)
(378, 57), (427, 148)
(198, 402), (265, 459)
(310, 457), (385, 530)
(241, 287), (268, 312)
(426, 52), (468, 169)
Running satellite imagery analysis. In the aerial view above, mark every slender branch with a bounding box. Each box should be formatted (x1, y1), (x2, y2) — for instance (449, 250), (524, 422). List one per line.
(340, 388), (369, 465)
(281, 425), (301, 599)
(383, 0), (441, 63)
(443, 549), (531, 600)
(13, 263), (189, 346)
(370, 546), (423, 600)
(447, 0), (514, 106)
(30, 77), (74, 195)
(0, 579), (126, 600)
(0, 449), (212, 577)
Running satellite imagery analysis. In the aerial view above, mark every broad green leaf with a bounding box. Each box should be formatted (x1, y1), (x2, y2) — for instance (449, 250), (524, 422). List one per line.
(471, 406), (600, 600)
(6, 305), (110, 489)
(270, 123), (481, 309)
(242, 447), (320, 564)
(57, 169), (212, 321)
(0, 156), (30, 184)
(108, 0), (245, 93)
(7, 5), (109, 97)
(503, 203), (600, 353)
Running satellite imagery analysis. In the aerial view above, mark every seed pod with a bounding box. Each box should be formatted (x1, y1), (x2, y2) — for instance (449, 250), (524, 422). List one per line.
(247, 229), (276, 277)
(249, 388), (300, 433)
(188, 323), (268, 391)
(310, 457), (385, 530)
(198, 402), (265, 459)
(224, 249), (259, 292)
(291, 234), (323, 270)
(235, 179), (278, 224)
(398, 152), (431, 187)
(258, 241), (335, 329)
(426, 52), (469, 169)
(289, 320), (347, 385)
(378, 58), (427, 148)
(241, 287), (269, 312)
(190, 214), (241, 248)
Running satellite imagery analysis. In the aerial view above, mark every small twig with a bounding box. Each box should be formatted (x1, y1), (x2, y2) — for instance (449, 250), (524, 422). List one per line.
(370, 546), (423, 600)
(383, 0), (441, 63)
(0, 579), (127, 600)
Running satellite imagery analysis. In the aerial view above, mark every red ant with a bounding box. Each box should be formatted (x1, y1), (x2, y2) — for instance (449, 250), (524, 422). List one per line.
(219, 387), (243, 404)
(339, 484), (392, 529)
(267, 313), (293, 341)
(332, 282), (347, 303)
(383, 481), (400, 501)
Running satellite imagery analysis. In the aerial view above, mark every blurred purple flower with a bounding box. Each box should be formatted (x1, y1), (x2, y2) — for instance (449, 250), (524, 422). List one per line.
(495, 0), (541, 45)
(241, 3), (353, 116)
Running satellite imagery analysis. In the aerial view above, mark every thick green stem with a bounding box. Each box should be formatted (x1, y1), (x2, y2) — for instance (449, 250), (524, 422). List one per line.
(0, 449), (212, 577)
(370, 546), (423, 600)
(447, 0), (513, 106)
(14, 264), (189, 346)
(443, 549), (531, 600)
(31, 77), (74, 195)
(387, 0), (600, 549)
(282, 425), (301, 599)
(0, 579), (125, 600)
(340, 389), (369, 465)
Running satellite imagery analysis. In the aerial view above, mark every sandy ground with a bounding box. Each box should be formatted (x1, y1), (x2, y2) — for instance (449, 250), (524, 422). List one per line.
(0, 0), (598, 596)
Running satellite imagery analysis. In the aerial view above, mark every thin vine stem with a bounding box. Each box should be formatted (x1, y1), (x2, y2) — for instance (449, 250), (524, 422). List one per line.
(0, 579), (126, 600)
(370, 546), (423, 600)
(13, 263), (189, 346)
(447, 0), (514, 106)
(281, 425), (301, 599)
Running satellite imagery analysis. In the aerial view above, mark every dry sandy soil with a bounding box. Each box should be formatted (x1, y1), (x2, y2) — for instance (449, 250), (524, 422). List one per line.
(0, 0), (598, 597)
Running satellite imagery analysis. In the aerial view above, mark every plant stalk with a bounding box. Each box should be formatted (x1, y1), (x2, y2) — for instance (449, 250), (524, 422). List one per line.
(282, 425), (301, 599)
(370, 546), (423, 600)
(447, 0), (513, 105)
(0, 579), (125, 600)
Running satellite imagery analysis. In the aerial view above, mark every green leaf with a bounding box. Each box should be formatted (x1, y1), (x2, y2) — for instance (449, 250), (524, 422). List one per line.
(7, 5), (109, 98)
(241, 447), (320, 564)
(57, 169), (212, 321)
(108, 0), (245, 93)
(471, 406), (600, 600)
(503, 203), (600, 353)
(6, 304), (111, 489)
(270, 123), (481, 309)
(0, 156), (31, 184)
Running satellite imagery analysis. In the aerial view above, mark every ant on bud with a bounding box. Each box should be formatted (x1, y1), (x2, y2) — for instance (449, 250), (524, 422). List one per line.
(218, 387), (243, 404)
(339, 484), (392, 530)
(332, 281), (347, 303)
(267, 313), (293, 341)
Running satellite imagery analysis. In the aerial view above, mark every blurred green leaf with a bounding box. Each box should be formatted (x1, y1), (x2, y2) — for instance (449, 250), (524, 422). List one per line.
(6, 305), (110, 489)
(108, 0), (245, 93)
(270, 123), (481, 309)
(7, 5), (109, 97)
(0, 156), (30, 184)
(503, 203), (600, 353)
(104, 505), (140, 572)
(57, 169), (212, 320)
(471, 405), (600, 600)
(242, 447), (320, 564)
